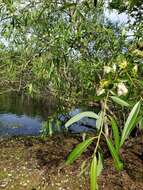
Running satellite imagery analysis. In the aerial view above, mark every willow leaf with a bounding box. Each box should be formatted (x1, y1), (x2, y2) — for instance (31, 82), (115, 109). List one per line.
(105, 137), (123, 171)
(97, 152), (103, 177)
(96, 111), (104, 130)
(111, 96), (130, 107)
(66, 137), (95, 165)
(120, 101), (141, 147)
(90, 156), (98, 190)
(109, 116), (120, 151)
(65, 111), (99, 128)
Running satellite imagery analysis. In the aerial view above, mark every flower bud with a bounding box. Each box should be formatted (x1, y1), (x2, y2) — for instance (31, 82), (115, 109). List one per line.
(119, 59), (128, 69)
(104, 66), (112, 74)
(117, 83), (128, 96)
(132, 64), (138, 73)
(97, 88), (105, 96)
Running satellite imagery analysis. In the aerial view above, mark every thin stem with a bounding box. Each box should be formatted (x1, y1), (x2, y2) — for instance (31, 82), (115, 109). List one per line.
(93, 92), (109, 155)
(126, 71), (137, 89)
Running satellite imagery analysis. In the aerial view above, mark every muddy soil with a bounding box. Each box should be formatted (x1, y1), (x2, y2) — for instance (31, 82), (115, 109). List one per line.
(0, 135), (143, 190)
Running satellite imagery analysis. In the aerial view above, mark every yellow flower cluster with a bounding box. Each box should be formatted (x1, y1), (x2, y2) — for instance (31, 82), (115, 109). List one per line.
(119, 59), (128, 69)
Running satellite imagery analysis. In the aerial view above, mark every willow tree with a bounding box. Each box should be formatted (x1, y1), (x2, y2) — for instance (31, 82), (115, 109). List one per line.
(0, 0), (142, 104)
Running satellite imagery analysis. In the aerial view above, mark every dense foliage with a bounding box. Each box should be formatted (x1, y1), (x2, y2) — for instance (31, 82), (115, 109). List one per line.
(0, 0), (142, 101)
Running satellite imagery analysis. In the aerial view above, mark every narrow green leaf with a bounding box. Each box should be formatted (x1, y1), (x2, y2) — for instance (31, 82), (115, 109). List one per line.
(120, 101), (141, 147)
(111, 96), (130, 107)
(66, 137), (95, 165)
(97, 152), (103, 177)
(96, 111), (104, 130)
(90, 156), (98, 190)
(109, 116), (120, 151)
(105, 137), (123, 171)
(65, 111), (99, 128)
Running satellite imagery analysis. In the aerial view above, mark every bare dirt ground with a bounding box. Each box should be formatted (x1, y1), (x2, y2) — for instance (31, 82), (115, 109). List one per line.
(0, 135), (143, 190)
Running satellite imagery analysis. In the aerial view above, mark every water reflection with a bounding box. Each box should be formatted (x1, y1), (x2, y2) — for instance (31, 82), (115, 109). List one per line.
(0, 93), (57, 137)
(0, 93), (56, 118)
(0, 93), (100, 137)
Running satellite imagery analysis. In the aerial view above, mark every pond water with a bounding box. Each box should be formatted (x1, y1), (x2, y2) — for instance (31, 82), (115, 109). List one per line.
(0, 93), (57, 137)
(0, 93), (99, 137)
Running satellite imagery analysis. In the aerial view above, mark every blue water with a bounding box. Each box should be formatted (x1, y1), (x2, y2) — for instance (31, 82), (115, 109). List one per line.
(0, 113), (42, 136)
(0, 93), (99, 137)
(0, 93), (57, 137)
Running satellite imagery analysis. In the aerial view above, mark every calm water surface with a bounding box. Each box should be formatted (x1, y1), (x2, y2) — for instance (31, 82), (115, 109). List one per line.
(0, 93), (99, 137)
(0, 93), (57, 137)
